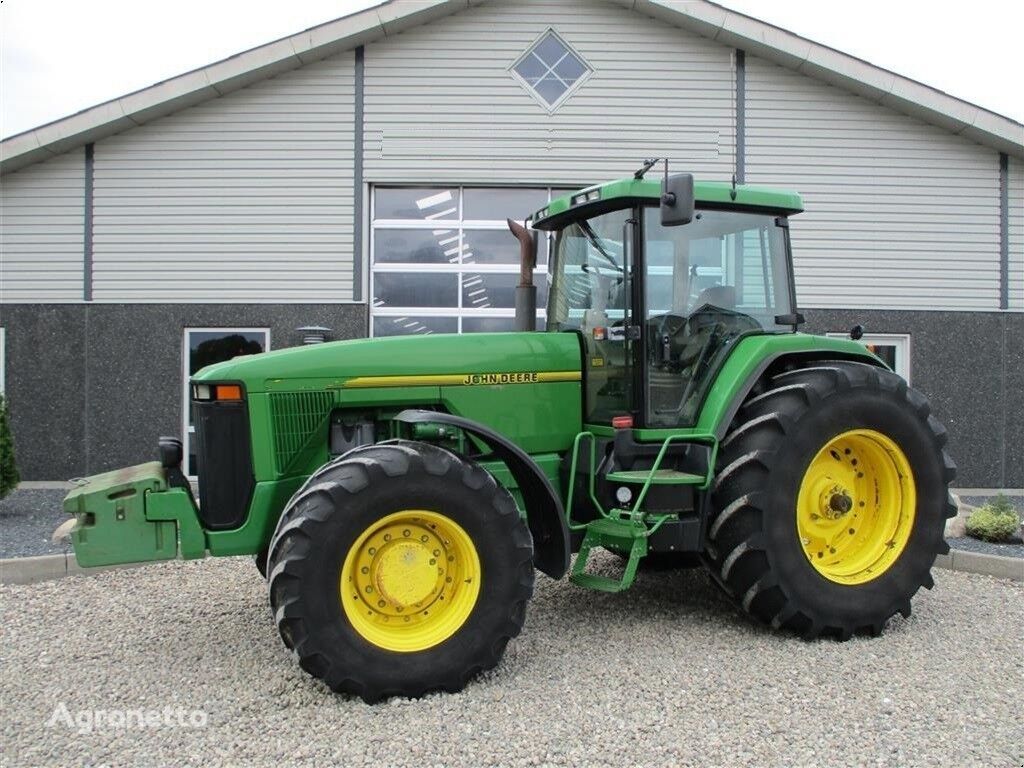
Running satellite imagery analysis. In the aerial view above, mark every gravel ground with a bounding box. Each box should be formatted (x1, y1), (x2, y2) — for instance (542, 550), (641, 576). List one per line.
(1, 556), (1021, 767)
(0, 489), (68, 559)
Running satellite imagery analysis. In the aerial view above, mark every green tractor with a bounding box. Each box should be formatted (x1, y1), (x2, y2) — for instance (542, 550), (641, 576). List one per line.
(59, 162), (955, 703)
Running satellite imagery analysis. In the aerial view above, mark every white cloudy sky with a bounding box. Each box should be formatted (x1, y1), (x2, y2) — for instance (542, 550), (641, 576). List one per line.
(1, 0), (1022, 140)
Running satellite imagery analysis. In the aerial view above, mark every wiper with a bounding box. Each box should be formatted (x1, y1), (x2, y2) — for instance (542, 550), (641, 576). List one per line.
(578, 220), (624, 273)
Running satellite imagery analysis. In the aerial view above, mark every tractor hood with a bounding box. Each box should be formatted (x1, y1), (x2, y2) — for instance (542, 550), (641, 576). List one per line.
(192, 332), (583, 393)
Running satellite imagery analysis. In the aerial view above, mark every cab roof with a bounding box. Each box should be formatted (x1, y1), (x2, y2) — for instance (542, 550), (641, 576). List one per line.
(531, 177), (804, 231)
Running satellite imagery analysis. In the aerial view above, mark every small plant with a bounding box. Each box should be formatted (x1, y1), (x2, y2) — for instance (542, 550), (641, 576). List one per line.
(0, 394), (19, 500)
(965, 494), (1021, 543)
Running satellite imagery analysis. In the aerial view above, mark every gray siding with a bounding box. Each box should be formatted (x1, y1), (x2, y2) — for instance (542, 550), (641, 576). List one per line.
(364, 0), (736, 185)
(746, 55), (1001, 311)
(92, 54), (357, 303)
(0, 152), (85, 303)
(1009, 156), (1023, 310)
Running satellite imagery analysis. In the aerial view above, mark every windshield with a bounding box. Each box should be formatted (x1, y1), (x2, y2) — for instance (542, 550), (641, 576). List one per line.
(547, 203), (795, 428)
(547, 207), (634, 423)
(642, 206), (793, 426)
(546, 209), (630, 331)
(644, 208), (792, 328)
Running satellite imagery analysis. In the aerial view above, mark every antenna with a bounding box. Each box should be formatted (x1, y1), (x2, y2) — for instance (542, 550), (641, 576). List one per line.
(730, 173), (737, 201)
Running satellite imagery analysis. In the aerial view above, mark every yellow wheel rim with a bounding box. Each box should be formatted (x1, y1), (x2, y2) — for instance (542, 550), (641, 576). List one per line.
(796, 429), (916, 585)
(341, 510), (480, 653)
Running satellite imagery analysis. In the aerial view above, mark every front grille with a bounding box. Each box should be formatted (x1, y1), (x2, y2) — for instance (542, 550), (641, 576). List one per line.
(269, 391), (334, 475)
(193, 397), (255, 530)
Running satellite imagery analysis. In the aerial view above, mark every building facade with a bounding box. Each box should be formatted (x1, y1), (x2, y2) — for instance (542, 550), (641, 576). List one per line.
(1, 0), (1022, 486)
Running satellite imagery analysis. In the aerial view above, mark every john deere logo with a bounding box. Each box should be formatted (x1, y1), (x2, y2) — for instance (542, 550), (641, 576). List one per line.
(462, 372), (540, 386)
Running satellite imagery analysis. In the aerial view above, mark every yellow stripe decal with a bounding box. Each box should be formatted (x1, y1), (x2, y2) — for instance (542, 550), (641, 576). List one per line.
(343, 371), (581, 389)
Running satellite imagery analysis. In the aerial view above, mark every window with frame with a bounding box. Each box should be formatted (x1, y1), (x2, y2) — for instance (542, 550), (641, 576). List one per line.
(183, 328), (270, 477)
(509, 29), (593, 110)
(370, 187), (574, 337)
(828, 332), (911, 382)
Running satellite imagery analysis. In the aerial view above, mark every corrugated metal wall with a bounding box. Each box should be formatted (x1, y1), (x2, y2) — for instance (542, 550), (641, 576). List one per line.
(91, 54), (356, 303)
(1009, 156), (1023, 310)
(0, 152), (85, 302)
(745, 55), (1002, 311)
(363, 0), (736, 185)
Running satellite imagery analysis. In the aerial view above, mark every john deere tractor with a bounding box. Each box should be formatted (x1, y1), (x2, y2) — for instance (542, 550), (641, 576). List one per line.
(59, 163), (955, 702)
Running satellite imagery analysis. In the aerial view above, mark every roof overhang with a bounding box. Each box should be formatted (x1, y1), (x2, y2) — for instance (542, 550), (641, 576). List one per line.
(0, 0), (481, 174)
(616, 0), (1023, 158)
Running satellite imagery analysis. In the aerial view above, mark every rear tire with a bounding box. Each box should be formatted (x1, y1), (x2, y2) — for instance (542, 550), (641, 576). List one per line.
(704, 362), (956, 639)
(267, 441), (534, 702)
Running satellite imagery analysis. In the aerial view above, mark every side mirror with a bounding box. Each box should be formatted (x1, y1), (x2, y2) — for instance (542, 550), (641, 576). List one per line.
(660, 173), (695, 227)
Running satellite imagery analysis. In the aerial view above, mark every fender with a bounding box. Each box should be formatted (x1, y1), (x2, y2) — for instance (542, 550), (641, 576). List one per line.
(714, 351), (887, 439)
(394, 409), (570, 579)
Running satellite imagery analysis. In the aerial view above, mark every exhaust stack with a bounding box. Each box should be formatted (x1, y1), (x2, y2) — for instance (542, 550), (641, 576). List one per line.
(507, 218), (538, 332)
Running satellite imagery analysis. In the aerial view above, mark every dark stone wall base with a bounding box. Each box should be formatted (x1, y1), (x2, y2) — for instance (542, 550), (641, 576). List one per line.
(803, 308), (1023, 489)
(1, 304), (368, 479)
(1, 304), (1018, 488)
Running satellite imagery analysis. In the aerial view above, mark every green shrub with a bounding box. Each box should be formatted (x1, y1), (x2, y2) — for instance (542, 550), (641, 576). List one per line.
(965, 495), (1020, 542)
(0, 394), (18, 500)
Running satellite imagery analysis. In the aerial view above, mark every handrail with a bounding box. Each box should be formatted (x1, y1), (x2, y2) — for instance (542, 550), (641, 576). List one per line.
(565, 431), (605, 531)
(566, 429), (719, 529)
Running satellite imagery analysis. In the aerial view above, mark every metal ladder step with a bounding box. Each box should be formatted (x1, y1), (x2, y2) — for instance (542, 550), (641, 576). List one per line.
(569, 516), (649, 593)
(605, 469), (704, 485)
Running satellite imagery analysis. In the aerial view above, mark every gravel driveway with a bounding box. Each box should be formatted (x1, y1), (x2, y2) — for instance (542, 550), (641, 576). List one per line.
(2, 556), (1021, 767)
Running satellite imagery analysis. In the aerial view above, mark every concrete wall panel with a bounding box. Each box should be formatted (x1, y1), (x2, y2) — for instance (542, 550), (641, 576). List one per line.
(1, 304), (367, 479)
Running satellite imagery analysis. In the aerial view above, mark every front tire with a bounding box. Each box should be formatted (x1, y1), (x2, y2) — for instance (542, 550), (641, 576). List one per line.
(267, 441), (534, 702)
(705, 362), (956, 639)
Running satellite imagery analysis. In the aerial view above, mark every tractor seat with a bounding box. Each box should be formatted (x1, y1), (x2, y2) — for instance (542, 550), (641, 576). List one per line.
(693, 284), (736, 312)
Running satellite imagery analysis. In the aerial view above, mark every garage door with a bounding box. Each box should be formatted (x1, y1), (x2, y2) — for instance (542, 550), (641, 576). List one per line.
(370, 186), (573, 336)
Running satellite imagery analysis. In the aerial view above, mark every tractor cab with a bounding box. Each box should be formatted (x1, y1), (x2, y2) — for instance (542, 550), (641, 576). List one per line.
(533, 168), (803, 431)
(529, 167), (808, 591)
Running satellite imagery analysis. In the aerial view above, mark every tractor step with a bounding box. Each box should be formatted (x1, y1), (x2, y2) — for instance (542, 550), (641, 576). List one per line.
(570, 516), (649, 593)
(605, 468), (704, 485)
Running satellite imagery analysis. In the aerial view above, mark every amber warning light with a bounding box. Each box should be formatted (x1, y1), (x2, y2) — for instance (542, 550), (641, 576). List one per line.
(193, 384), (244, 402)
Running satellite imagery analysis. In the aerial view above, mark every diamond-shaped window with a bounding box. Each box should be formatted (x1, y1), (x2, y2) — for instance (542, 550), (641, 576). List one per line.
(511, 30), (592, 110)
